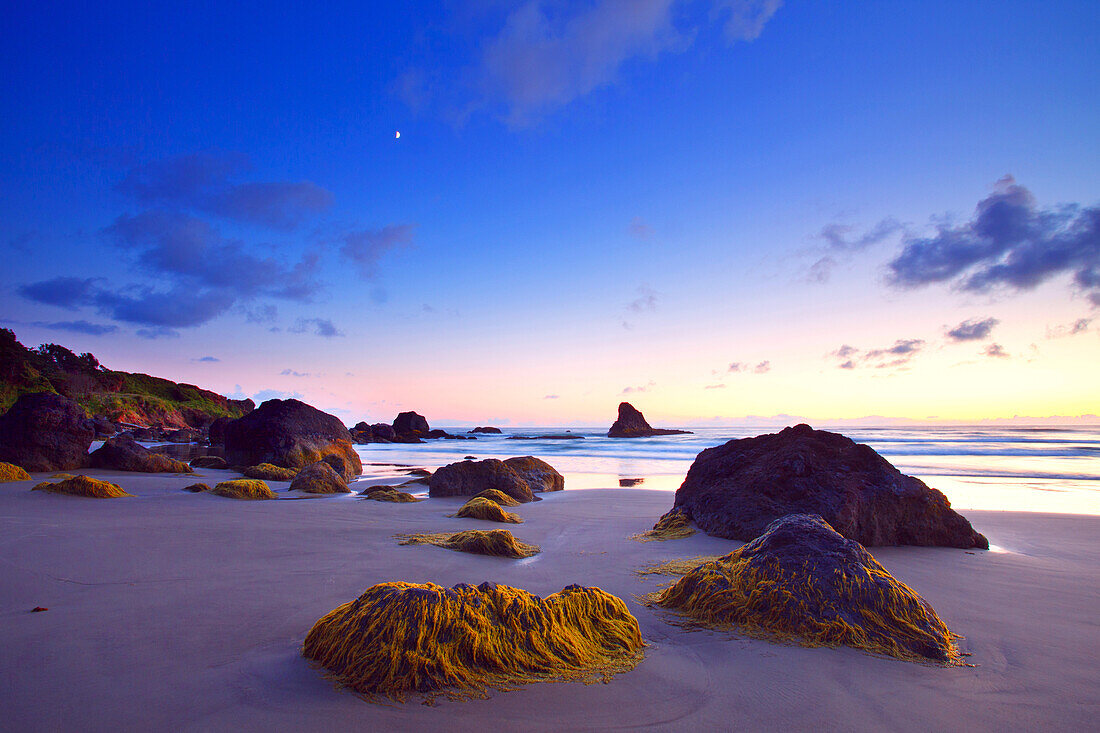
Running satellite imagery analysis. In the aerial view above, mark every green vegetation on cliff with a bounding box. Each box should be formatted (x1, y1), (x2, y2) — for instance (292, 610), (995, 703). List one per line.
(0, 329), (251, 427)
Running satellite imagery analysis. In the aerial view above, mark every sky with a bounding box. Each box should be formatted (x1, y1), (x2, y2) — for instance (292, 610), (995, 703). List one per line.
(2, 0), (1098, 427)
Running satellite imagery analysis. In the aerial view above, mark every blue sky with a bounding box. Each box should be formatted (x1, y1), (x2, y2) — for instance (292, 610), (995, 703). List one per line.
(2, 1), (1098, 424)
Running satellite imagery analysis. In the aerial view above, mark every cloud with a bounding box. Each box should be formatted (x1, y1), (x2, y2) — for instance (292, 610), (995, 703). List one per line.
(809, 218), (902, 283)
(253, 389), (305, 402)
(807, 256), (837, 283)
(193, 356), (220, 362)
(470, 0), (781, 124)
(280, 369), (311, 377)
(831, 339), (925, 370)
(753, 360), (771, 373)
(544, 394), (559, 399)
(341, 224), (415, 277)
(627, 286), (658, 313)
(946, 317), (999, 342)
(291, 318), (344, 338)
(18, 277), (103, 310)
(96, 286), (237, 328)
(7, 319), (119, 336)
(887, 176), (1100, 304)
(621, 380), (656, 394)
(8, 231), (35, 254)
(628, 216), (653, 240)
(727, 362), (744, 373)
(1046, 318), (1092, 338)
(135, 326), (180, 340)
(704, 383), (727, 389)
(117, 151), (333, 229)
(104, 210), (320, 301)
(243, 304), (278, 324)
(984, 343), (1009, 358)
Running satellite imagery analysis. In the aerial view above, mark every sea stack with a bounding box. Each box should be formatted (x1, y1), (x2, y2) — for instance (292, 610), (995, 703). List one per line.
(607, 402), (693, 438)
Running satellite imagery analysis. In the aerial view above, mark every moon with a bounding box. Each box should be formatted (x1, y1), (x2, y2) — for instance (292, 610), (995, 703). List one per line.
(395, 130), (401, 139)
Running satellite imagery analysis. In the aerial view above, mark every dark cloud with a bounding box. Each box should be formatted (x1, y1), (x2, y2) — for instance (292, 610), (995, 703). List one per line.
(831, 339), (925, 370)
(818, 218), (902, 252)
(753, 360), (771, 374)
(1046, 318), (1092, 338)
(280, 369), (311, 377)
(887, 176), (1100, 303)
(10, 319), (118, 336)
(193, 356), (221, 362)
(946, 317), (999, 342)
(984, 343), (1009, 358)
(341, 225), (415, 277)
(291, 318), (344, 338)
(117, 151), (333, 229)
(727, 362), (744, 373)
(105, 210), (320, 300)
(243, 304), (278, 324)
(95, 287), (237, 328)
(18, 277), (102, 310)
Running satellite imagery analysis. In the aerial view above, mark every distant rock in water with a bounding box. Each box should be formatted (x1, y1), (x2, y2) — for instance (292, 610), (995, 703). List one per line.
(671, 424), (987, 549)
(88, 434), (192, 473)
(655, 514), (962, 662)
(507, 434), (584, 440)
(224, 399), (363, 474)
(392, 411), (429, 438)
(607, 402), (692, 438)
(469, 426), (502, 434)
(0, 392), (94, 472)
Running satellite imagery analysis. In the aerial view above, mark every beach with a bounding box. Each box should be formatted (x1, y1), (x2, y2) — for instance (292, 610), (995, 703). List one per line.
(2, 464), (1097, 731)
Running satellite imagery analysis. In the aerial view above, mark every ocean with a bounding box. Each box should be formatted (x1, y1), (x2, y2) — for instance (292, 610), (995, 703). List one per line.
(354, 425), (1100, 515)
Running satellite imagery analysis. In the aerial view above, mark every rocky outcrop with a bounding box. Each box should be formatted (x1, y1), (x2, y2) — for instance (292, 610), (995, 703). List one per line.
(322, 454), (356, 482)
(507, 434), (583, 440)
(670, 424), (987, 549)
(289, 461), (350, 494)
(91, 416), (117, 439)
(392, 411), (429, 438)
(469, 426), (502, 434)
(207, 417), (231, 445)
(429, 459), (536, 503)
(189, 455), (227, 469)
(224, 399), (362, 474)
(607, 402), (692, 438)
(503, 456), (564, 493)
(0, 392), (94, 472)
(88, 434), (192, 473)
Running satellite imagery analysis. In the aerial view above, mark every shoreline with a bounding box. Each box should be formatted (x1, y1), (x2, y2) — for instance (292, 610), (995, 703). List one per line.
(1, 469), (1097, 731)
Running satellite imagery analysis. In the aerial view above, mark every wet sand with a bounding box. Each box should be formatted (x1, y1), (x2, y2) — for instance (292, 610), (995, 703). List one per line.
(1, 468), (1097, 731)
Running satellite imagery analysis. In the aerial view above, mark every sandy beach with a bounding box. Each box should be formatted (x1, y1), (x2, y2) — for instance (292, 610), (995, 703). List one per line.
(1, 468), (1096, 732)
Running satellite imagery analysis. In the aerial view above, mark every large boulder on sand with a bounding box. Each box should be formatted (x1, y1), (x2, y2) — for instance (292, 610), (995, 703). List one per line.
(607, 402), (692, 438)
(670, 424), (987, 549)
(224, 399), (363, 474)
(655, 514), (961, 662)
(88, 434), (192, 473)
(0, 392), (94, 472)
(428, 456), (565, 503)
(290, 461), (350, 494)
(392, 411), (429, 437)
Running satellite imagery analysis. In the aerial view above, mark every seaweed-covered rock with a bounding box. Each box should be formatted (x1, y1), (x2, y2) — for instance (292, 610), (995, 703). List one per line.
(671, 424), (987, 549)
(189, 455), (227, 469)
(302, 581), (643, 701)
(360, 486), (420, 503)
(503, 456), (564, 493)
(322, 453), (356, 482)
(449, 496), (522, 523)
(655, 514), (961, 662)
(607, 402), (692, 438)
(88, 434), (192, 473)
(632, 507), (696, 542)
(428, 458), (535, 503)
(242, 463), (298, 481)
(0, 392), (94, 472)
(32, 475), (132, 498)
(209, 479), (276, 500)
(0, 461), (31, 481)
(182, 482), (211, 493)
(471, 488), (522, 507)
(397, 529), (540, 558)
(290, 461), (350, 494)
(224, 399), (363, 474)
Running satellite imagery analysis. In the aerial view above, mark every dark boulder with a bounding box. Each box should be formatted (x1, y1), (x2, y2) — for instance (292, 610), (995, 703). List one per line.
(671, 424), (987, 549)
(88, 434), (192, 473)
(469, 426), (502, 434)
(207, 417), (231, 445)
(0, 392), (94, 472)
(503, 456), (564, 493)
(91, 416), (117, 439)
(223, 399), (363, 474)
(322, 453), (357, 482)
(370, 423), (396, 441)
(129, 426), (160, 441)
(392, 411), (429, 437)
(165, 428), (198, 443)
(190, 455), (227, 469)
(428, 459), (536, 503)
(607, 402), (692, 438)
